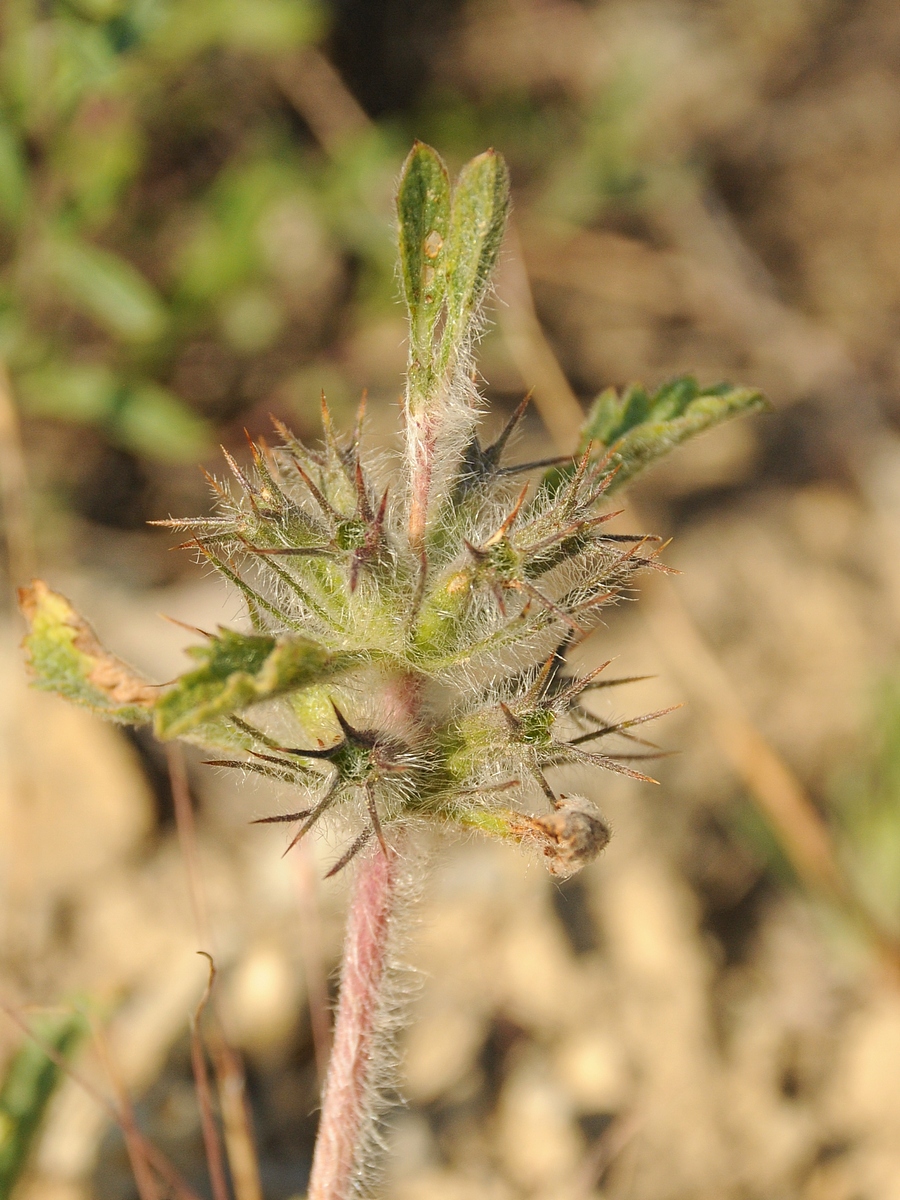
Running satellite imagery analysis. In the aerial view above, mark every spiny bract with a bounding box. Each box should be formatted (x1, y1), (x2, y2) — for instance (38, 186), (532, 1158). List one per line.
(19, 143), (766, 878)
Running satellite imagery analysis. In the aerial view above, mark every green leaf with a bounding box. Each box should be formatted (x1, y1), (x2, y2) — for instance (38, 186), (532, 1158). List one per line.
(113, 382), (210, 462)
(0, 117), (28, 229)
(46, 237), (167, 343)
(16, 363), (120, 424)
(579, 376), (768, 491)
(19, 582), (155, 724)
(0, 1012), (85, 1200)
(396, 142), (450, 368)
(17, 366), (210, 462)
(442, 149), (509, 361)
(154, 0), (322, 59)
(154, 628), (339, 740)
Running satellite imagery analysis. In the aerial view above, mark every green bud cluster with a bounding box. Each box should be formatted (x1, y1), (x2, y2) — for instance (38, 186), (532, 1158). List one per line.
(19, 143), (766, 879)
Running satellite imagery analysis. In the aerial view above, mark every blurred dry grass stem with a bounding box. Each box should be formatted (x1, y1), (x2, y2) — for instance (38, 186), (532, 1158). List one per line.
(0, 362), (35, 589)
(274, 47), (373, 154)
(497, 223), (586, 454)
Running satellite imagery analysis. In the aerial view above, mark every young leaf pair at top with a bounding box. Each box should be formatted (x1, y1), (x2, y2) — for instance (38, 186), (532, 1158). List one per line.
(19, 142), (766, 880)
(397, 143), (510, 547)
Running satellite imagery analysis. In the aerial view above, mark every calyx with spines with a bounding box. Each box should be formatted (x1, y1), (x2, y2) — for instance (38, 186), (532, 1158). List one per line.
(19, 143), (766, 878)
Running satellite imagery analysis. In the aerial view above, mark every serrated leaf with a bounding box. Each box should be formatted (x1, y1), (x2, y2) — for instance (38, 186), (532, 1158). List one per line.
(154, 628), (338, 739)
(579, 376), (768, 491)
(396, 142), (450, 366)
(0, 1011), (85, 1200)
(442, 149), (509, 362)
(18, 581), (155, 724)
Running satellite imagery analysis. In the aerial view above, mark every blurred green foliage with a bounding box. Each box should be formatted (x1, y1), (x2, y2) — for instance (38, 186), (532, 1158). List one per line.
(0, 0), (677, 487)
(0, 1011), (85, 1200)
(0, 0), (404, 463)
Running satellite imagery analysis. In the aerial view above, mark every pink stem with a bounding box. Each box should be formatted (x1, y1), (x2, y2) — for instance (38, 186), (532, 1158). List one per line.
(307, 843), (399, 1200)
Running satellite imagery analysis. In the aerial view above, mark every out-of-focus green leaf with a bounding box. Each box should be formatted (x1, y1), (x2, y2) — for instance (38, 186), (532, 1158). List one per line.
(52, 99), (142, 226)
(442, 148), (509, 360)
(0, 118), (28, 229)
(218, 287), (285, 352)
(66, 0), (129, 20)
(17, 367), (209, 462)
(0, 1011), (85, 1200)
(46, 237), (167, 342)
(578, 377), (769, 492)
(112, 382), (210, 461)
(7, 18), (117, 130)
(155, 0), (322, 59)
(17, 363), (120, 424)
(19, 580), (155, 723)
(174, 159), (306, 302)
(396, 141), (450, 374)
(154, 627), (340, 739)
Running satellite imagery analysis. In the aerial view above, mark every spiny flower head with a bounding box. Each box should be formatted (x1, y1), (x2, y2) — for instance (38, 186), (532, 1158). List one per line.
(19, 143), (766, 878)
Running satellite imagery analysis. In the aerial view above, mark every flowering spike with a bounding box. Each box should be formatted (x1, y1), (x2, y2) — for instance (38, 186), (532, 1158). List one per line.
(18, 141), (769, 1200)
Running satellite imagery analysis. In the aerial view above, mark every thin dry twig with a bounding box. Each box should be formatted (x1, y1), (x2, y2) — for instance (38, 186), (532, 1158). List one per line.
(272, 46), (372, 154)
(207, 1030), (263, 1200)
(635, 554), (900, 977)
(496, 221), (585, 455)
(90, 1018), (161, 1200)
(167, 743), (211, 948)
(190, 954), (232, 1200)
(167, 749), (264, 1200)
(572, 1111), (642, 1198)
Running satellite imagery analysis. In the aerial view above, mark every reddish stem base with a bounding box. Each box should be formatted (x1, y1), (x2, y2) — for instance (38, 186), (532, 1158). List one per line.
(307, 844), (398, 1200)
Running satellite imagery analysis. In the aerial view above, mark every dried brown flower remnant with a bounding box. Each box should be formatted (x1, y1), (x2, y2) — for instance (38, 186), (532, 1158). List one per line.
(510, 794), (611, 878)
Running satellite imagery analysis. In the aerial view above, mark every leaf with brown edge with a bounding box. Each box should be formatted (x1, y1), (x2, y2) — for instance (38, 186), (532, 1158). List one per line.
(18, 580), (156, 723)
(154, 627), (342, 740)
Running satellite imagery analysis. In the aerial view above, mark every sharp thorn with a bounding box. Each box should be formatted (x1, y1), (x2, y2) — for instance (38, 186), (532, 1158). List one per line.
(157, 613), (213, 638)
(324, 826), (373, 878)
(282, 778), (340, 856)
(353, 388), (368, 449)
(250, 810), (312, 825)
(485, 390), (532, 462)
(354, 459), (374, 522)
(365, 781), (389, 858)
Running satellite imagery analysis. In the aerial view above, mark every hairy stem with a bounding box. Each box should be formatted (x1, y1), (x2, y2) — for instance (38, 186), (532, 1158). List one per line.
(307, 841), (400, 1200)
